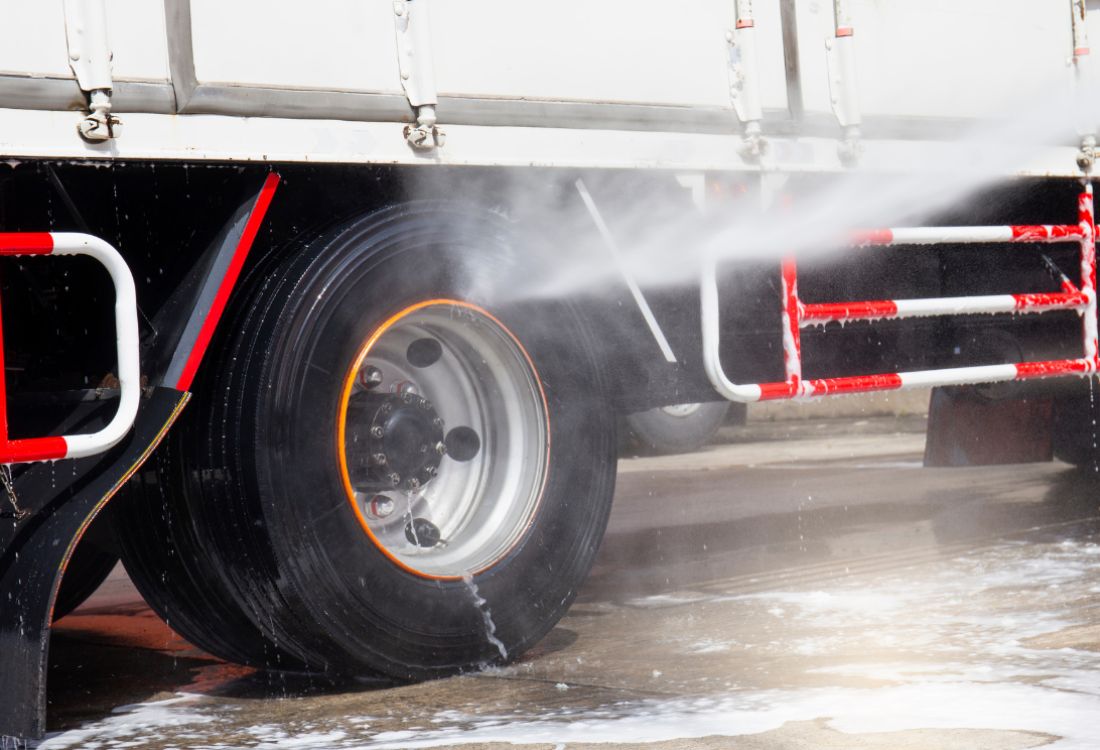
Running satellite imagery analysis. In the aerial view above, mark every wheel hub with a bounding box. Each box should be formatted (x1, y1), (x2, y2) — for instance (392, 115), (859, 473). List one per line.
(346, 391), (445, 492)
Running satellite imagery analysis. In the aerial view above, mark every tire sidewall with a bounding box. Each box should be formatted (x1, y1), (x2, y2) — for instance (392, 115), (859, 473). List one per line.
(248, 204), (615, 676)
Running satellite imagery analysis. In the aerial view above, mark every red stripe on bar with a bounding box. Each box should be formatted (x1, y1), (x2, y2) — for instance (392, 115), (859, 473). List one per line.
(1014, 360), (1092, 378)
(0, 437), (68, 463)
(781, 260), (803, 382)
(1012, 292), (1089, 310)
(1076, 47), (1091, 56)
(0, 233), (53, 254)
(0, 276), (7, 443)
(836, 26), (854, 37)
(806, 373), (903, 396)
(802, 299), (899, 324)
(1059, 277), (1081, 294)
(736, 19), (754, 28)
(1010, 225), (1085, 242)
(850, 229), (894, 246)
(174, 173), (280, 392)
(758, 381), (799, 401)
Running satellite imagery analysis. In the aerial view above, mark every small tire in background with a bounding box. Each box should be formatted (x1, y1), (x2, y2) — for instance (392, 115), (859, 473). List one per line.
(623, 401), (738, 455)
(52, 540), (118, 622)
(1053, 390), (1100, 469)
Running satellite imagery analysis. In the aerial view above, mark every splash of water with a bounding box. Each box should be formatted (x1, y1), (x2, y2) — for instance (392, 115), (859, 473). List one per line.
(461, 573), (508, 661)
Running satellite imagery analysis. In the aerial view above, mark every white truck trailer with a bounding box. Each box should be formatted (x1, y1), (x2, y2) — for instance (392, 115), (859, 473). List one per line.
(1, 0), (1098, 740)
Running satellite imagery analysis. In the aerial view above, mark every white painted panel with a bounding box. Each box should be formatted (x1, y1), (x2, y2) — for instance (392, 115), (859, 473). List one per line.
(190, 0), (402, 93)
(0, 2), (72, 78)
(0, 1), (167, 83)
(431, 0), (787, 110)
(797, 0), (1074, 119)
(107, 0), (170, 82)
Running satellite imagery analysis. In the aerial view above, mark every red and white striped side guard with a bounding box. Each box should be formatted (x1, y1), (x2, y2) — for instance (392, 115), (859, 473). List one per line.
(0, 233), (140, 462)
(702, 185), (1099, 402)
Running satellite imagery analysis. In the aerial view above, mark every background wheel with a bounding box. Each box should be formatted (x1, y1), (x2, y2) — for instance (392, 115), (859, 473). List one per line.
(1053, 389), (1100, 468)
(623, 401), (735, 455)
(53, 539), (117, 621)
(119, 203), (616, 678)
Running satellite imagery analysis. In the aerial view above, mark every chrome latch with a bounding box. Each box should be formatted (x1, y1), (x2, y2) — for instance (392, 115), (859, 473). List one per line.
(64, 0), (120, 142)
(394, 0), (444, 150)
(727, 0), (766, 160)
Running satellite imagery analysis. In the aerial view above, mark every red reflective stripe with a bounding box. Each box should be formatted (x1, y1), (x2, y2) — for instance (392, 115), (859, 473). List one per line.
(1076, 47), (1090, 56)
(0, 437), (67, 463)
(850, 229), (894, 246)
(803, 299), (899, 323)
(736, 19), (754, 28)
(758, 381), (798, 401)
(174, 173), (280, 391)
(806, 373), (903, 396)
(836, 26), (854, 37)
(1012, 292), (1089, 310)
(781, 260), (803, 382)
(0, 276), (7, 444)
(0, 233), (53, 254)
(1014, 360), (1092, 378)
(1010, 225), (1084, 241)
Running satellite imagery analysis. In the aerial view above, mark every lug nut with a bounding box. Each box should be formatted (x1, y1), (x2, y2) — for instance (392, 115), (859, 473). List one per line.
(368, 494), (395, 518)
(435, 441), (446, 455)
(371, 425), (385, 438)
(359, 365), (384, 389)
(372, 453), (388, 465)
(408, 477), (421, 489)
(388, 472), (401, 486)
(405, 517), (442, 547)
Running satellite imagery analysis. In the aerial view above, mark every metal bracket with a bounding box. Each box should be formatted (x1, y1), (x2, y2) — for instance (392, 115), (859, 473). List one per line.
(0, 233), (140, 463)
(727, 0), (766, 160)
(394, 0), (444, 150)
(701, 187), (1098, 402)
(63, 0), (120, 142)
(825, 0), (861, 164)
(1071, 0), (1096, 174)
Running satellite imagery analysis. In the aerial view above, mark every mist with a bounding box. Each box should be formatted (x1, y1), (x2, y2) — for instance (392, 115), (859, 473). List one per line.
(417, 71), (1097, 306)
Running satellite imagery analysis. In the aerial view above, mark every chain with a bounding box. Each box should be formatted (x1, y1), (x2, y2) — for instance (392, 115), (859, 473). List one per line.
(0, 464), (28, 521)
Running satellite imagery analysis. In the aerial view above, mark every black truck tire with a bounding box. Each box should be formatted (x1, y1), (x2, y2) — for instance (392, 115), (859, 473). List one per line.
(119, 203), (616, 678)
(624, 401), (733, 455)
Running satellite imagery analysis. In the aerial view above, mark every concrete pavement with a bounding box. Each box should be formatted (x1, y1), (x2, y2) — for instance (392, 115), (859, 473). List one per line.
(36, 416), (1100, 749)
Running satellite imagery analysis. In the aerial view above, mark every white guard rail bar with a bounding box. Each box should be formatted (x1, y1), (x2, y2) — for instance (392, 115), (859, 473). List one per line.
(702, 185), (1098, 402)
(0, 232), (140, 462)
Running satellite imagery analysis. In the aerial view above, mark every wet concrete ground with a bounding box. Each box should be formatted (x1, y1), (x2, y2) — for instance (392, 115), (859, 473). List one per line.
(37, 416), (1100, 749)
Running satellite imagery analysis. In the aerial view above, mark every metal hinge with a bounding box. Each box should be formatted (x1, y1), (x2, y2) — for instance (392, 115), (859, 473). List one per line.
(824, 0), (861, 164)
(63, 0), (120, 142)
(727, 0), (766, 159)
(394, 0), (444, 150)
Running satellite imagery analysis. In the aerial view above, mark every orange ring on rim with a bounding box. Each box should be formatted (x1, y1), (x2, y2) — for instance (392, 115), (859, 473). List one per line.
(335, 299), (551, 581)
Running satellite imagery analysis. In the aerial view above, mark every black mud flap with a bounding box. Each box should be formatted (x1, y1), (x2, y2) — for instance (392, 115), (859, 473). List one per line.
(0, 388), (188, 741)
(924, 386), (1053, 467)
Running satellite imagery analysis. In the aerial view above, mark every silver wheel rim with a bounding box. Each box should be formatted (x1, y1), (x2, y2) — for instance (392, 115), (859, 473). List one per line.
(339, 301), (549, 579)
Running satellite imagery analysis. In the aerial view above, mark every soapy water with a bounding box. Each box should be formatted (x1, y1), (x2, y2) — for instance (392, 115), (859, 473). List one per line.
(33, 536), (1100, 749)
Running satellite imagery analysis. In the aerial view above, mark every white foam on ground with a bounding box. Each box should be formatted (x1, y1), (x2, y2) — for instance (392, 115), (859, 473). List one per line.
(33, 696), (215, 750)
(35, 538), (1100, 749)
(358, 681), (1100, 749)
